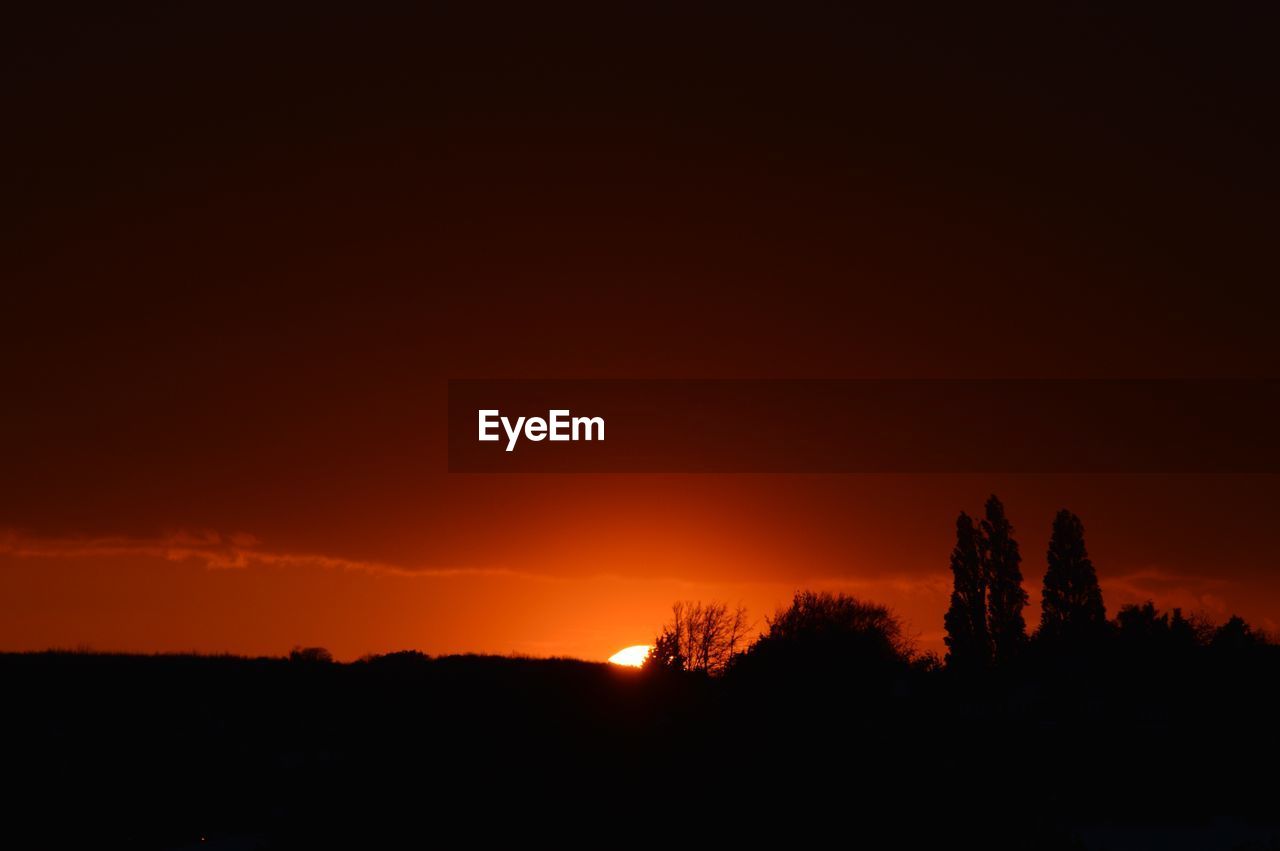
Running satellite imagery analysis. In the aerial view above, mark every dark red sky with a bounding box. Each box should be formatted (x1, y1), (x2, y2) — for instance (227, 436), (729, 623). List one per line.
(3, 5), (1277, 659)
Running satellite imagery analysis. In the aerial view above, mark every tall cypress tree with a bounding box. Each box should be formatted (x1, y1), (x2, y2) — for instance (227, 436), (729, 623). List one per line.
(981, 495), (1028, 663)
(943, 511), (990, 669)
(1040, 509), (1107, 641)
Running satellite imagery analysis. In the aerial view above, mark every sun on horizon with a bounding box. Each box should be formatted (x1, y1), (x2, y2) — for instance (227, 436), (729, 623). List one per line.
(608, 645), (651, 667)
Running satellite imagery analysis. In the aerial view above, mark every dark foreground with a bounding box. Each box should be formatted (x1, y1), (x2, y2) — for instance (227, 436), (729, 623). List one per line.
(5, 647), (1280, 850)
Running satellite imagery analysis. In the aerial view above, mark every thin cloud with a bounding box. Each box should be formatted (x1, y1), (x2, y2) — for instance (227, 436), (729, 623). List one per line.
(808, 572), (954, 598)
(0, 529), (529, 580)
(1104, 565), (1236, 618)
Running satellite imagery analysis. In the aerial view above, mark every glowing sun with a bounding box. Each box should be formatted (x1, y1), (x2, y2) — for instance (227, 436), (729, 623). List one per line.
(608, 645), (651, 667)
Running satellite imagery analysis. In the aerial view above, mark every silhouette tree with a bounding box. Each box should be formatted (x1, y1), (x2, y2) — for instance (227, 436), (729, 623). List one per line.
(943, 511), (990, 670)
(1039, 509), (1106, 642)
(980, 495), (1028, 662)
(645, 628), (685, 673)
(1211, 615), (1267, 653)
(1169, 607), (1210, 649)
(644, 601), (750, 675)
(735, 590), (914, 679)
(1115, 601), (1169, 645)
(289, 646), (334, 664)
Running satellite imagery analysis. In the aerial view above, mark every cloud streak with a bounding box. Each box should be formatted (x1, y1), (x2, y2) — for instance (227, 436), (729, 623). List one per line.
(1104, 565), (1237, 618)
(0, 529), (526, 580)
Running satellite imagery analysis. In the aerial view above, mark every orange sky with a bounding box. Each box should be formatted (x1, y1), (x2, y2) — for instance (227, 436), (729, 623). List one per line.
(2, 474), (1277, 661)
(2, 6), (1277, 661)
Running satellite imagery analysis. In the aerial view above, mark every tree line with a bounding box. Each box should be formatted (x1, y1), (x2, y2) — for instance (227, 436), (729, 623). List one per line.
(644, 494), (1271, 677)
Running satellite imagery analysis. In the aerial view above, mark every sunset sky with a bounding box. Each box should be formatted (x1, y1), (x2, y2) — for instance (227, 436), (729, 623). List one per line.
(3, 6), (1277, 660)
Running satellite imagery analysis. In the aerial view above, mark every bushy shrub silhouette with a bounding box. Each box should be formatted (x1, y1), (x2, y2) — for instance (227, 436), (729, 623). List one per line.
(732, 590), (913, 683)
(289, 646), (334, 664)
